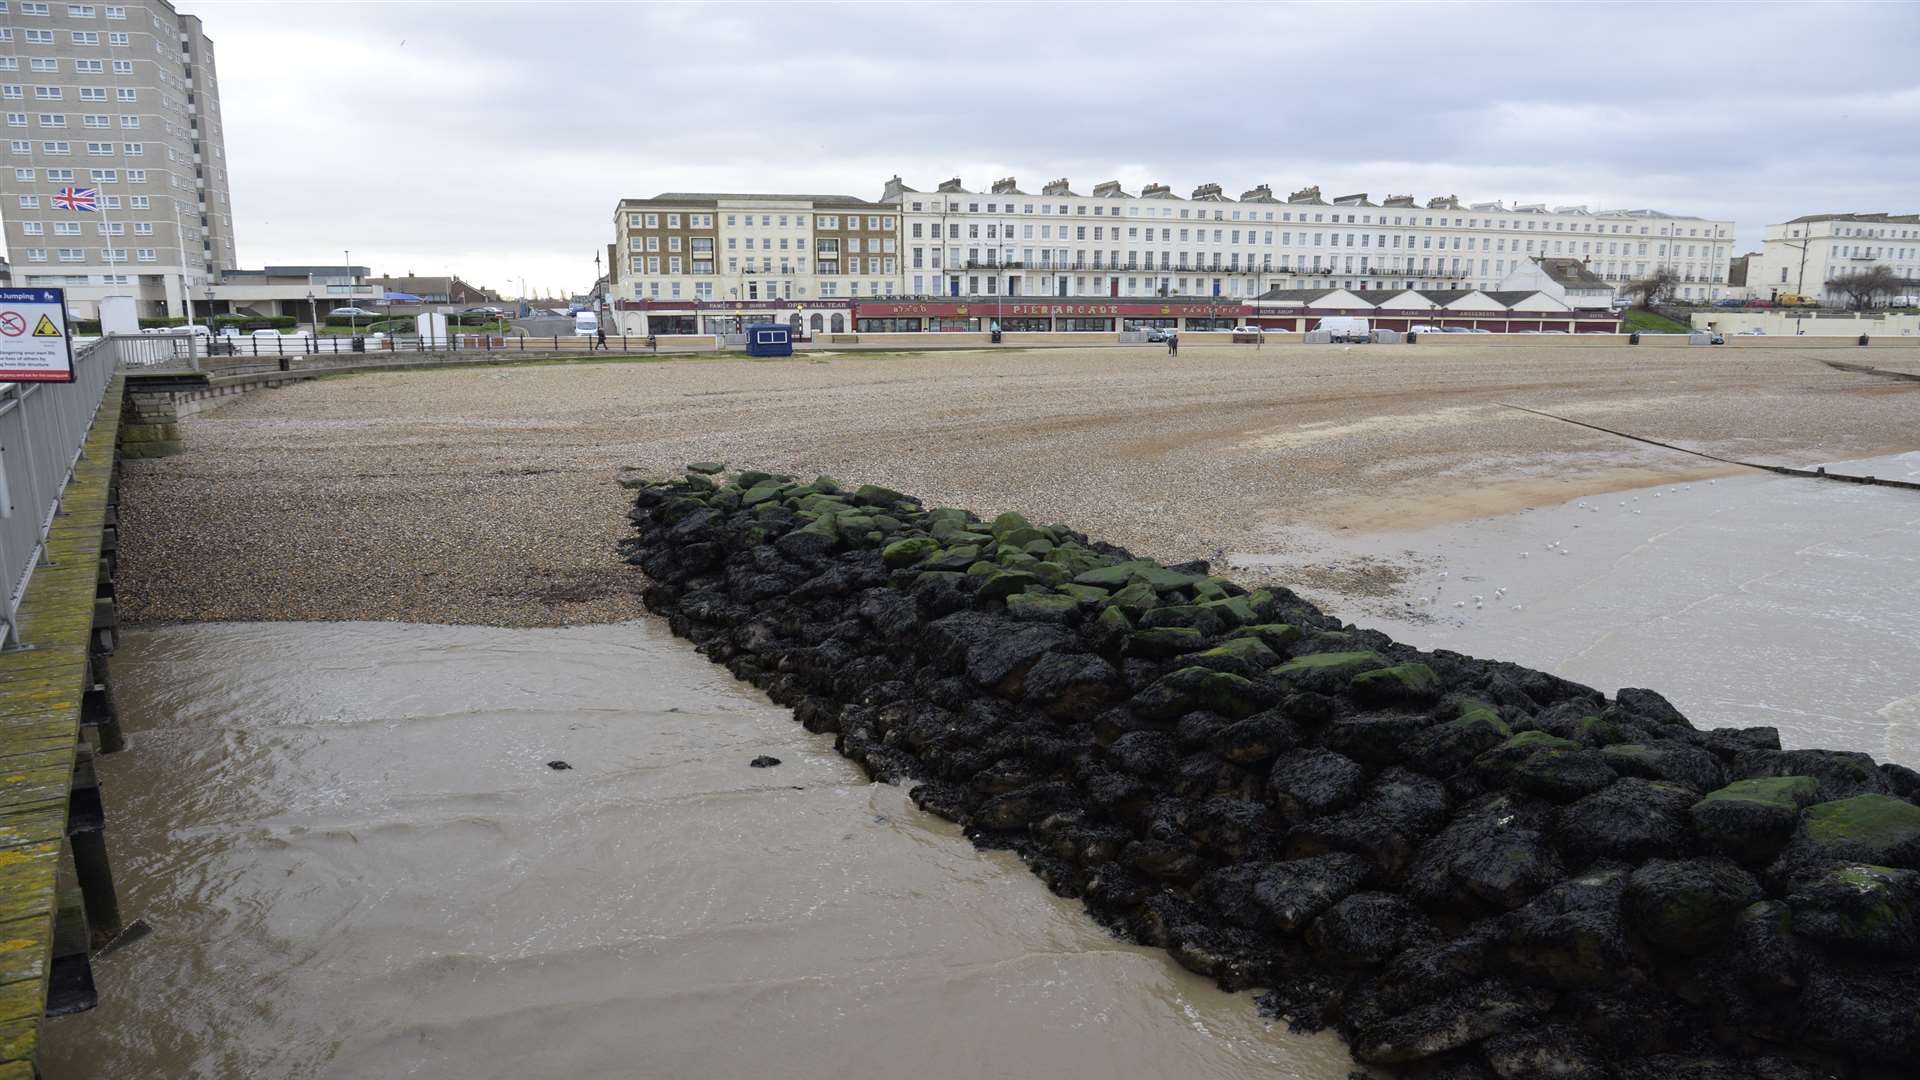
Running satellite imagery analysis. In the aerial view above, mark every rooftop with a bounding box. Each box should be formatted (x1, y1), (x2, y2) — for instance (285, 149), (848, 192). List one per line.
(1786, 212), (1920, 225)
(876, 177), (1713, 219)
(1532, 257), (1609, 290)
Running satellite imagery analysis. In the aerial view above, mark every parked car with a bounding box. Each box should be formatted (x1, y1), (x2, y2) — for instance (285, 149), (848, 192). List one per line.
(1231, 325), (1262, 334)
(463, 305), (505, 316)
(1739, 328), (1766, 336)
(1409, 324), (1440, 334)
(1437, 325), (1474, 333)
(1746, 299), (1775, 308)
(1316, 316), (1370, 343)
(1465, 327), (1493, 334)
(329, 307), (379, 319)
(1144, 327), (1173, 342)
(1712, 298), (1745, 307)
(1775, 293), (1820, 308)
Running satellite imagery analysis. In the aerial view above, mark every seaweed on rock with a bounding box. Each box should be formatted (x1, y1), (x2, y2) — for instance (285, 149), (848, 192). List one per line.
(621, 467), (1920, 1079)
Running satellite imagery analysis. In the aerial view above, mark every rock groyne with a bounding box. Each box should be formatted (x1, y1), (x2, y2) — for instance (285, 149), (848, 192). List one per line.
(621, 467), (1920, 1079)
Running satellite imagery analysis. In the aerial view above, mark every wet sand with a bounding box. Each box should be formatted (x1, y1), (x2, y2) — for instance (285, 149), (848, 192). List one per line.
(117, 342), (1920, 626)
(45, 621), (1351, 1079)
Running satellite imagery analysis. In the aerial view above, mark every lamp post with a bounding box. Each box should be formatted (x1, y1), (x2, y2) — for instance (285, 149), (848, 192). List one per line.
(306, 290), (316, 337)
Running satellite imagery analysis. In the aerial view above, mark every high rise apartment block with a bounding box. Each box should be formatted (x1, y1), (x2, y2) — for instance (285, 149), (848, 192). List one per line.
(0, 0), (235, 317)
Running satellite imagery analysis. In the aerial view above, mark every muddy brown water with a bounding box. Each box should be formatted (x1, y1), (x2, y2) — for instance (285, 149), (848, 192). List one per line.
(45, 621), (1351, 1079)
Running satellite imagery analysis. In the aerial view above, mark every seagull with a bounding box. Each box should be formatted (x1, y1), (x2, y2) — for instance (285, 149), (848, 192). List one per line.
(1520, 552), (1529, 558)
(1438, 571), (1449, 579)
(1511, 604), (1524, 611)
(1453, 601), (1465, 608)
(1560, 548), (1570, 555)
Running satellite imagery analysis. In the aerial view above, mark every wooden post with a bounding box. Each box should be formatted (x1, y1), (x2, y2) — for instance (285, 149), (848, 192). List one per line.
(68, 748), (121, 944)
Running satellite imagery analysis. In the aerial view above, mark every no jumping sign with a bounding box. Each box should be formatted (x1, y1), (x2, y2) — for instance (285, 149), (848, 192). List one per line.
(0, 288), (74, 383)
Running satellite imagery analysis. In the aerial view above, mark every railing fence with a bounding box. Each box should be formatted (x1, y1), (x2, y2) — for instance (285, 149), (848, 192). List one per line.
(1, 337), (116, 647)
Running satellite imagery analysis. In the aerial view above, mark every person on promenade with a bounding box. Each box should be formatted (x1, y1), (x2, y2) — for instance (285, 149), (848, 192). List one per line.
(1167, 330), (1179, 357)
(595, 326), (608, 352)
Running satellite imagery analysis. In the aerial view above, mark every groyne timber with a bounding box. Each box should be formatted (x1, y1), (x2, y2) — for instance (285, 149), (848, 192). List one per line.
(624, 466), (1920, 1079)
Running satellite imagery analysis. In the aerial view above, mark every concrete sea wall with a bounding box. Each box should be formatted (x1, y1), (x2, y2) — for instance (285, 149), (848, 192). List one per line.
(622, 468), (1920, 1079)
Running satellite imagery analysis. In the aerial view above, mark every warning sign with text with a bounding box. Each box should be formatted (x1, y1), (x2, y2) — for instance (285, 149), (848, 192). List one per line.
(0, 287), (73, 382)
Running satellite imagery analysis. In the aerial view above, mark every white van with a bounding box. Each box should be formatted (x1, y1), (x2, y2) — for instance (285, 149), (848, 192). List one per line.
(573, 311), (599, 337)
(1316, 316), (1371, 343)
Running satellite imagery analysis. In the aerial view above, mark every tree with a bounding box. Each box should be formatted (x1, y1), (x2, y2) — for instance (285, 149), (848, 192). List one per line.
(1624, 268), (1678, 309)
(1826, 264), (1904, 310)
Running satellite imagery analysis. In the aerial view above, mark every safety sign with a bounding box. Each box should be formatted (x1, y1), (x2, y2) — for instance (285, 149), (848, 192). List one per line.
(0, 287), (74, 383)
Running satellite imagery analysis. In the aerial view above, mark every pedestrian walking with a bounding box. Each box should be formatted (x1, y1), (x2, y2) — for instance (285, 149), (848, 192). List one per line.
(1167, 331), (1179, 357)
(595, 326), (608, 352)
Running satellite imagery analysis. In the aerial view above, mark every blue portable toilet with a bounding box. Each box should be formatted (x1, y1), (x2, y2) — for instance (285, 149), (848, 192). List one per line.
(745, 323), (793, 357)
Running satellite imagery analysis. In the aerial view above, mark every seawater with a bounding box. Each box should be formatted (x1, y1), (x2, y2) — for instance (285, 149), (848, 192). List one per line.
(1242, 451), (1920, 767)
(45, 621), (1351, 1079)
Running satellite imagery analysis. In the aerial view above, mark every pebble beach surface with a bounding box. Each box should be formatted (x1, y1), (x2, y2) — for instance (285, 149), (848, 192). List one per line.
(118, 342), (1920, 627)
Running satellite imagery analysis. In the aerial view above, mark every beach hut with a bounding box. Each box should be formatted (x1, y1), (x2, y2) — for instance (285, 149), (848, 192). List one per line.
(745, 323), (793, 357)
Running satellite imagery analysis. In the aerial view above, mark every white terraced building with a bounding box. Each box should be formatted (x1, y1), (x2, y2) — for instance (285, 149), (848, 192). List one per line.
(1740, 213), (1920, 306)
(881, 177), (1735, 303)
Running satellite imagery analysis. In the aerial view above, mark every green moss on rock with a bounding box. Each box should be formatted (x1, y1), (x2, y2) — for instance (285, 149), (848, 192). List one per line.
(1271, 651), (1385, 679)
(882, 537), (940, 568)
(1702, 776), (1821, 809)
(1350, 662), (1439, 703)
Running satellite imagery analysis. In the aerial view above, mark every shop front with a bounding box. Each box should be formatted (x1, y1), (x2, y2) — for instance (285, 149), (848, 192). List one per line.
(852, 299), (1253, 333)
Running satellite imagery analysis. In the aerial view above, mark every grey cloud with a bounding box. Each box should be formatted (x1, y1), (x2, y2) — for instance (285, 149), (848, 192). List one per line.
(197, 0), (1920, 294)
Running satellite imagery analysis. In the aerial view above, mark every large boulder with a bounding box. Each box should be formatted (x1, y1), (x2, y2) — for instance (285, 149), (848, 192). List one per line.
(1020, 652), (1119, 721)
(1349, 662), (1441, 707)
(1307, 891), (1439, 966)
(1268, 650), (1388, 693)
(922, 611), (1074, 698)
(1473, 732), (1616, 803)
(1622, 858), (1763, 954)
(1494, 869), (1634, 990)
(1409, 792), (1565, 914)
(1250, 852), (1375, 933)
(1689, 776), (1820, 865)
(1350, 978), (1555, 1065)
(1557, 778), (1698, 865)
(1599, 741), (1727, 794)
(1403, 705), (1513, 778)
(1775, 794), (1920, 872)
(1131, 666), (1264, 721)
(1793, 964), (1920, 1065)
(1734, 748), (1888, 801)
(1480, 1024), (1611, 1080)
(1209, 708), (1300, 765)
(1787, 863), (1920, 956)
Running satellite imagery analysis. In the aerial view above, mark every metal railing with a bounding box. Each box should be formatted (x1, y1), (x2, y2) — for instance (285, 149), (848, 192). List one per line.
(1, 336), (116, 647)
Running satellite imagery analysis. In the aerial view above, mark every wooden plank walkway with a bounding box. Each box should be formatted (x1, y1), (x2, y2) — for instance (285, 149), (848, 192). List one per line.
(0, 373), (123, 1075)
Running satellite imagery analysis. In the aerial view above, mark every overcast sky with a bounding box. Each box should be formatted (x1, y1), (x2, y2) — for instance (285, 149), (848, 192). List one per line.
(196, 0), (1920, 298)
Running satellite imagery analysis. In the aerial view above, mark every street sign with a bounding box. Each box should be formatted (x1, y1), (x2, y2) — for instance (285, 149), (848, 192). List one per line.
(0, 287), (74, 382)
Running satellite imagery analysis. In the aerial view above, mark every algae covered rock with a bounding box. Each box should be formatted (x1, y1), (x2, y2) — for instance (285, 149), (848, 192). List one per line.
(1131, 666), (1264, 721)
(881, 536), (939, 568)
(1689, 775), (1819, 865)
(1404, 706), (1512, 777)
(1779, 793), (1920, 871)
(1123, 626), (1207, 659)
(1786, 862), (1920, 956)
(1350, 662), (1441, 706)
(1474, 732), (1616, 803)
(1005, 591), (1079, 624)
(1189, 635), (1279, 677)
(1270, 650), (1388, 693)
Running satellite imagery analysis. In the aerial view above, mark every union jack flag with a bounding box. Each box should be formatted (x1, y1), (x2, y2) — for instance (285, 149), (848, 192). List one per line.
(52, 186), (98, 212)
